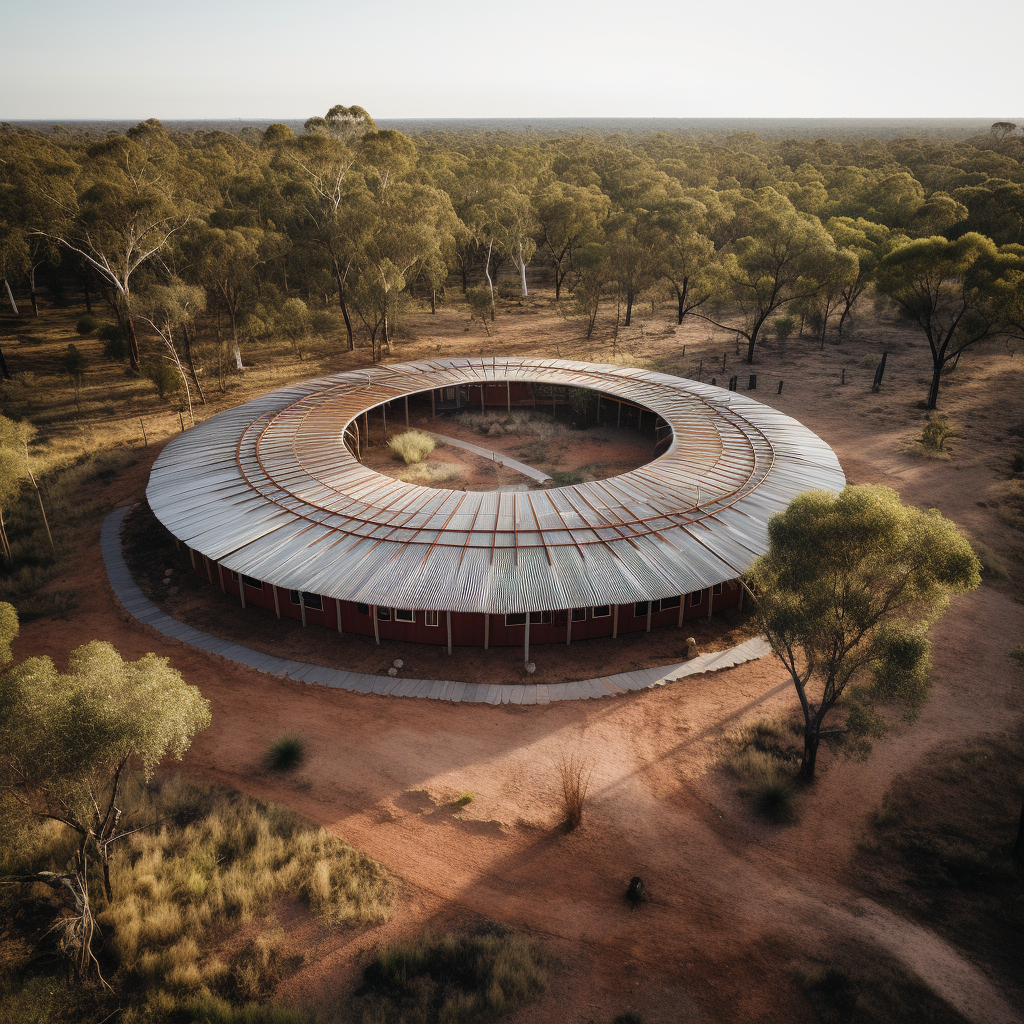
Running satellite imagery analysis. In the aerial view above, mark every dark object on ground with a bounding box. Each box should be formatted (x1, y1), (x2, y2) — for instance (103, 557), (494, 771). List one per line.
(626, 876), (647, 906)
(265, 733), (306, 772)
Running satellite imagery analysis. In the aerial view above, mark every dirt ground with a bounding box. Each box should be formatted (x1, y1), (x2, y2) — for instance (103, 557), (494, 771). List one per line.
(8, 295), (1024, 1024)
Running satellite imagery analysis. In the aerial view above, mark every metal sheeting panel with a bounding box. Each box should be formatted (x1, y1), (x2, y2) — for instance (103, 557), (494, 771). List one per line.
(147, 358), (845, 614)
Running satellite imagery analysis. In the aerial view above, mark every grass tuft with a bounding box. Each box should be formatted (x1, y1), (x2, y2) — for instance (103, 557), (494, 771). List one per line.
(358, 925), (545, 1024)
(264, 734), (306, 773)
(388, 430), (436, 465)
(556, 750), (593, 831)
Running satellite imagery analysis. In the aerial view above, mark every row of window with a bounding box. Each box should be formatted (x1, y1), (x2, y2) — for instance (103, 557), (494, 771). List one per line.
(228, 572), (723, 626)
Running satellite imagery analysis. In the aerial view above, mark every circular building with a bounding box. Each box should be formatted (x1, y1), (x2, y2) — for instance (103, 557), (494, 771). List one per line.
(147, 357), (844, 656)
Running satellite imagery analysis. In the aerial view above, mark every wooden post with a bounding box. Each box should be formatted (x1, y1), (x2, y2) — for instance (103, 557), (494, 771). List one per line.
(239, 581), (246, 609)
(506, 381), (511, 413)
(738, 584), (744, 611)
(596, 394), (601, 425)
(484, 614), (489, 650)
(273, 586), (280, 619)
(372, 606), (380, 645)
(405, 395), (409, 426)
(707, 589), (713, 620)
(431, 390), (436, 418)
(677, 599), (684, 628)
(206, 557), (214, 585)
(481, 385), (485, 413)
(446, 611), (452, 655)
(612, 605), (619, 638)
(646, 601), (652, 632)
(299, 591), (307, 627)
(336, 598), (343, 633)
(617, 401), (622, 428)
(217, 563), (225, 593)
(566, 613), (572, 645)
(188, 547), (196, 569)
(383, 404), (388, 440)
(140, 418), (148, 446)
(524, 614), (531, 664)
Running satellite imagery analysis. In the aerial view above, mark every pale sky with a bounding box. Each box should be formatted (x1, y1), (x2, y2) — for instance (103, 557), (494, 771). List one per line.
(2, 0), (1018, 120)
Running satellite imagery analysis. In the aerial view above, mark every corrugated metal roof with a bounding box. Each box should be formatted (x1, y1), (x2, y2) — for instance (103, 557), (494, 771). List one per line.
(146, 357), (845, 614)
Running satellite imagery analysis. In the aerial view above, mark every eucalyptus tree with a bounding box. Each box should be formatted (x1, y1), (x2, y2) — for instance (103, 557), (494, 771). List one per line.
(534, 181), (610, 300)
(749, 485), (979, 782)
(875, 232), (1024, 408)
(37, 126), (189, 372)
(692, 188), (838, 363)
(0, 632), (211, 979)
(283, 131), (374, 349)
(824, 217), (899, 336)
(654, 197), (717, 325)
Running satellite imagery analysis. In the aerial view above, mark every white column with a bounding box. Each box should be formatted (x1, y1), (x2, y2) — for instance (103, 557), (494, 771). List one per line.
(484, 614), (489, 650)
(239, 580), (246, 609)
(707, 589), (713, 620)
(677, 599), (684, 628)
(299, 591), (306, 627)
(446, 611), (452, 655)
(336, 598), (343, 633)
(524, 615), (531, 664)
(372, 606), (380, 645)
(273, 587), (280, 619)
(217, 563), (225, 593)
(646, 601), (652, 632)
(566, 613), (572, 645)
(612, 605), (619, 638)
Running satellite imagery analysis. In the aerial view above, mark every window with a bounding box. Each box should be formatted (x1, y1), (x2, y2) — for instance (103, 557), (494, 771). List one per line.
(445, 387), (455, 401)
(689, 592), (703, 607)
(529, 610), (551, 624)
(592, 605), (611, 618)
(424, 610), (439, 627)
(289, 590), (323, 610)
(505, 613), (527, 626)
(356, 603), (370, 616)
(712, 583), (723, 596)
(242, 575), (263, 590)
(659, 595), (681, 610)
(395, 608), (414, 623)
(571, 608), (587, 622)
(634, 601), (650, 618)
(376, 606), (391, 620)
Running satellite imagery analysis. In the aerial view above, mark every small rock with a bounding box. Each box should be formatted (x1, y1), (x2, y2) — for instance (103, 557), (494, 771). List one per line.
(626, 875), (648, 905)
(393, 659), (403, 669)
(164, 569), (173, 576)
(686, 637), (698, 659)
(162, 578), (171, 585)
(524, 662), (536, 675)
(387, 667), (398, 677)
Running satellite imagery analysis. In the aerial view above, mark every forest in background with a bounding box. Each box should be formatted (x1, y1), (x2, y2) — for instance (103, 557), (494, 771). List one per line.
(2, 107), (1024, 413)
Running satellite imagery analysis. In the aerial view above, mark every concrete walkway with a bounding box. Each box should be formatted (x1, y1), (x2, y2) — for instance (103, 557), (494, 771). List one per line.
(103, 507), (770, 704)
(427, 432), (553, 484)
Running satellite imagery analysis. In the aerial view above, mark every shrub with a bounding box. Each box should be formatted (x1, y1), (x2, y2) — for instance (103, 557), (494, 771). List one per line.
(141, 355), (184, 400)
(1010, 644), (1024, 668)
(556, 750), (593, 831)
(388, 430), (436, 465)
(359, 925), (545, 1024)
(75, 314), (100, 336)
(921, 415), (951, 452)
(98, 322), (130, 362)
(61, 343), (86, 384)
(399, 462), (465, 486)
(773, 314), (797, 342)
(264, 734), (306, 772)
(453, 791), (473, 807)
(731, 749), (796, 823)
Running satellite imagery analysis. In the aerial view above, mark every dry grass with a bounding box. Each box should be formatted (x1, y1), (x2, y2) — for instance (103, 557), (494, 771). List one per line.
(398, 461), (466, 485)
(387, 429), (436, 465)
(556, 750), (593, 831)
(454, 410), (573, 440)
(728, 718), (803, 823)
(357, 924), (546, 1024)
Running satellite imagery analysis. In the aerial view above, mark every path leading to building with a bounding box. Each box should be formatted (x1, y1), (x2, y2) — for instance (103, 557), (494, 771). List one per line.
(426, 432), (553, 484)
(103, 506), (770, 703)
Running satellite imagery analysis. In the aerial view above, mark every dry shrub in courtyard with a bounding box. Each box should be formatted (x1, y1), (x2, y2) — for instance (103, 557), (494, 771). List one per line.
(388, 430), (436, 464)
(557, 749), (593, 830)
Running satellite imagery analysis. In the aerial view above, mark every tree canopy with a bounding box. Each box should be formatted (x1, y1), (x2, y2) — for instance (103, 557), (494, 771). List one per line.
(748, 485), (980, 781)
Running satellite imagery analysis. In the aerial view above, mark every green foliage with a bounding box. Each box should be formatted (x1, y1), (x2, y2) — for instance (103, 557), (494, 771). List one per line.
(75, 315), (100, 336)
(264, 734), (306, 772)
(773, 314), (797, 341)
(98, 322), (130, 362)
(453, 791), (474, 807)
(0, 601), (17, 665)
(61, 343), (86, 384)
(749, 485), (980, 778)
(359, 926), (545, 1024)
(465, 285), (493, 323)
(1009, 644), (1024, 667)
(388, 430), (436, 465)
(141, 355), (185, 400)
(920, 416), (952, 451)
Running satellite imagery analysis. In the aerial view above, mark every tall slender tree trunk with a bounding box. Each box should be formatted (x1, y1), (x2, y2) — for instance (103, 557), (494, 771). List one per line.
(3, 279), (18, 314)
(624, 290), (634, 327)
(484, 241), (495, 320)
(798, 725), (820, 783)
(518, 242), (528, 298)
(27, 268), (38, 316)
(125, 312), (141, 373)
(181, 323), (206, 404)
(926, 360), (942, 410)
(334, 267), (354, 350)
